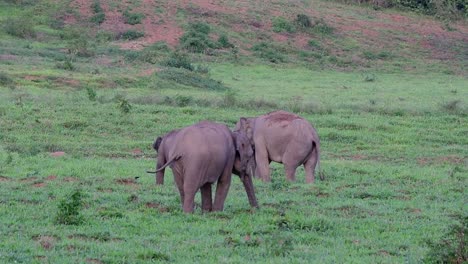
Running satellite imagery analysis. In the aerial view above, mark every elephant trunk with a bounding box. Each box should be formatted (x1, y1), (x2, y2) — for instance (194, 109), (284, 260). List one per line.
(241, 172), (258, 208)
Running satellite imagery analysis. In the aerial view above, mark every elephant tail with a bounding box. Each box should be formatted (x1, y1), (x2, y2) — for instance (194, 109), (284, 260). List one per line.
(146, 155), (181, 173)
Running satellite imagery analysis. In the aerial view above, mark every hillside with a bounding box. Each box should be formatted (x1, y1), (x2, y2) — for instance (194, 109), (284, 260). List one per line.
(1, 0), (467, 73)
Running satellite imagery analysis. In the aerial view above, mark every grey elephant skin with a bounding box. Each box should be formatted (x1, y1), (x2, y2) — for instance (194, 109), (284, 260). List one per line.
(150, 121), (258, 213)
(235, 110), (322, 183)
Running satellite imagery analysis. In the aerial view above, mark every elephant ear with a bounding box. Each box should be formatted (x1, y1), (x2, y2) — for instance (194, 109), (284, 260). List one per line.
(153, 137), (163, 152)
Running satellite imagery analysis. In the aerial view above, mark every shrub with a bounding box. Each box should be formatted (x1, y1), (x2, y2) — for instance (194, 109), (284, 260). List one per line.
(251, 42), (286, 63)
(91, 0), (103, 13)
(3, 17), (36, 38)
(123, 10), (145, 25)
(425, 216), (467, 263)
(90, 0), (105, 24)
(312, 18), (334, 35)
(137, 41), (171, 64)
(272, 17), (296, 33)
(162, 52), (194, 71)
(121, 30), (144, 40)
(117, 98), (132, 114)
(86, 87), (97, 101)
(364, 73), (376, 82)
(179, 22), (216, 53)
(0, 72), (15, 88)
(56, 57), (75, 71)
(55, 189), (85, 225)
(218, 34), (234, 48)
(157, 68), (229, 91)
(90, 12), (105, 24)
(295, 14), (312, 28)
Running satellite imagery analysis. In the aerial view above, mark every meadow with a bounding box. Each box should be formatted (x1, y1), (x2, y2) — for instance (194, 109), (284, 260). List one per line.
(1, 0), (467, 263)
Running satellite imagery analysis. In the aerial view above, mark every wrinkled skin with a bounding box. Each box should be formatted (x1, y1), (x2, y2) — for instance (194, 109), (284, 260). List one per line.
(150, 121), (258, 213)
(235, 110), (321, 183)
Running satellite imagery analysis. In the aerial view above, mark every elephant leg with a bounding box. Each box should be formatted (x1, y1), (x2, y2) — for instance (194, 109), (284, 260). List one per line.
(182, 183), (198, 213)
(213, 164), (233, 211)
(304, 150), (318, 184)
(284, 163), (298, 182)
(255, 145), (271, 182)
(173, 171), (185, 207)
(200, 183), (213, 212)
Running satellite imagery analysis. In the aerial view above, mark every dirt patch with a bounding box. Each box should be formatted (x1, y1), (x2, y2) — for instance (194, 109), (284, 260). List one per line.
(24, 75), (45, 82)
(417, 155), (465, 166)
(46, 175), (57, 181)
(20, 176), (38, 182)
(50, 151), (66, 157)
(63, 177), (79, 182)
(116, 178), (137, 185)
(55, 78), (81, 88)
(0, 54), (18, 61)
(33, 235), (59, 250)
(33, 182), (47, 188)
(86, 258), (103, 264)
(131, 148), (143, 155)
(0, 176), (11, 182)
(145, 202), (170, 212)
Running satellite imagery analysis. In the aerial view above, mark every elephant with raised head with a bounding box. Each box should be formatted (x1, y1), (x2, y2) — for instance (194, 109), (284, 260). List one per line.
(235, 110), (322, 183)
(148, 121), (258, 213)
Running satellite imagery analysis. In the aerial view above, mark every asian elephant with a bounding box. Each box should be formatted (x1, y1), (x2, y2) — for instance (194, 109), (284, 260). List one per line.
(235, 110), (322, 183)
(148, 121), (258, 213)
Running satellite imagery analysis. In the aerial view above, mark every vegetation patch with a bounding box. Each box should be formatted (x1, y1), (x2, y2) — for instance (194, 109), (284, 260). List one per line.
(3, 17), (36, 38)
(251, 42), (287, 63)
(179, 22), (217, 53)
(55, 189), (85, 225)
(123, 10), (145, 25)
(157, 68), (229, 91)
(272, 16), (296, 33)
(425, 216), (467, 263)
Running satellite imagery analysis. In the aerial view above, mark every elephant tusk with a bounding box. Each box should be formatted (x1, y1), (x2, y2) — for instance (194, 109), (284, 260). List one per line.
(146, 170), (156, 173)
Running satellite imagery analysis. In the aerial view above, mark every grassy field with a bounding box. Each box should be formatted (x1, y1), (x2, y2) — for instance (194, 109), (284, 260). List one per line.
(1, 0), (467, 263)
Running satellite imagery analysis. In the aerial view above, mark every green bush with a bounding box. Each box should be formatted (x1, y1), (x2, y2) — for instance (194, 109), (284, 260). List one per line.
(91, 0), (103, 13)
(272, 17), (296, 33)
(179, 22), (216, 53)
(55, 189), (85, 225)
(162, 52), (194, 71)
(0, 72), (15, 88)
(312, 18), (334, 35)
(86, 87), (97, 101)
(137, 41), (171, 64)
(3, 17), (36, 38)
(425, 216), (467, 263)
(157, 68), (229, 91)
(56, 57), (75, 71)
(121, 30), (144, 40)
(123, 10), (145, 25)
(90, 12), (105, 24)
(252, 42), (286, 63)
(295, 14), (312, 28)
(218, 34), (234, 48)
(117, 98), (132, 114)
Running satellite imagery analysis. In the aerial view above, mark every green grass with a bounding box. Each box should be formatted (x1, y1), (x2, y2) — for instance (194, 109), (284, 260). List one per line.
(0, 0), (467, 263)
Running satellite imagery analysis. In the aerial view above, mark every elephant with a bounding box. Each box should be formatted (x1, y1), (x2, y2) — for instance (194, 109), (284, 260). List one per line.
(148, 121), (258, 213)
(235, 110), (322, 183)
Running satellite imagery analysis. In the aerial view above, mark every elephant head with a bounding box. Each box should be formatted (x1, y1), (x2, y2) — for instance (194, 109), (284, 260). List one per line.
(232, 131), (258, 208)
(235, 117), (255, 146)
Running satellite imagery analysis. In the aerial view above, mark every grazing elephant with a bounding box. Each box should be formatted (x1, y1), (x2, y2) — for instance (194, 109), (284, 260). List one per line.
(235, 110), (322, 183)
(148, 121), (258, 213)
